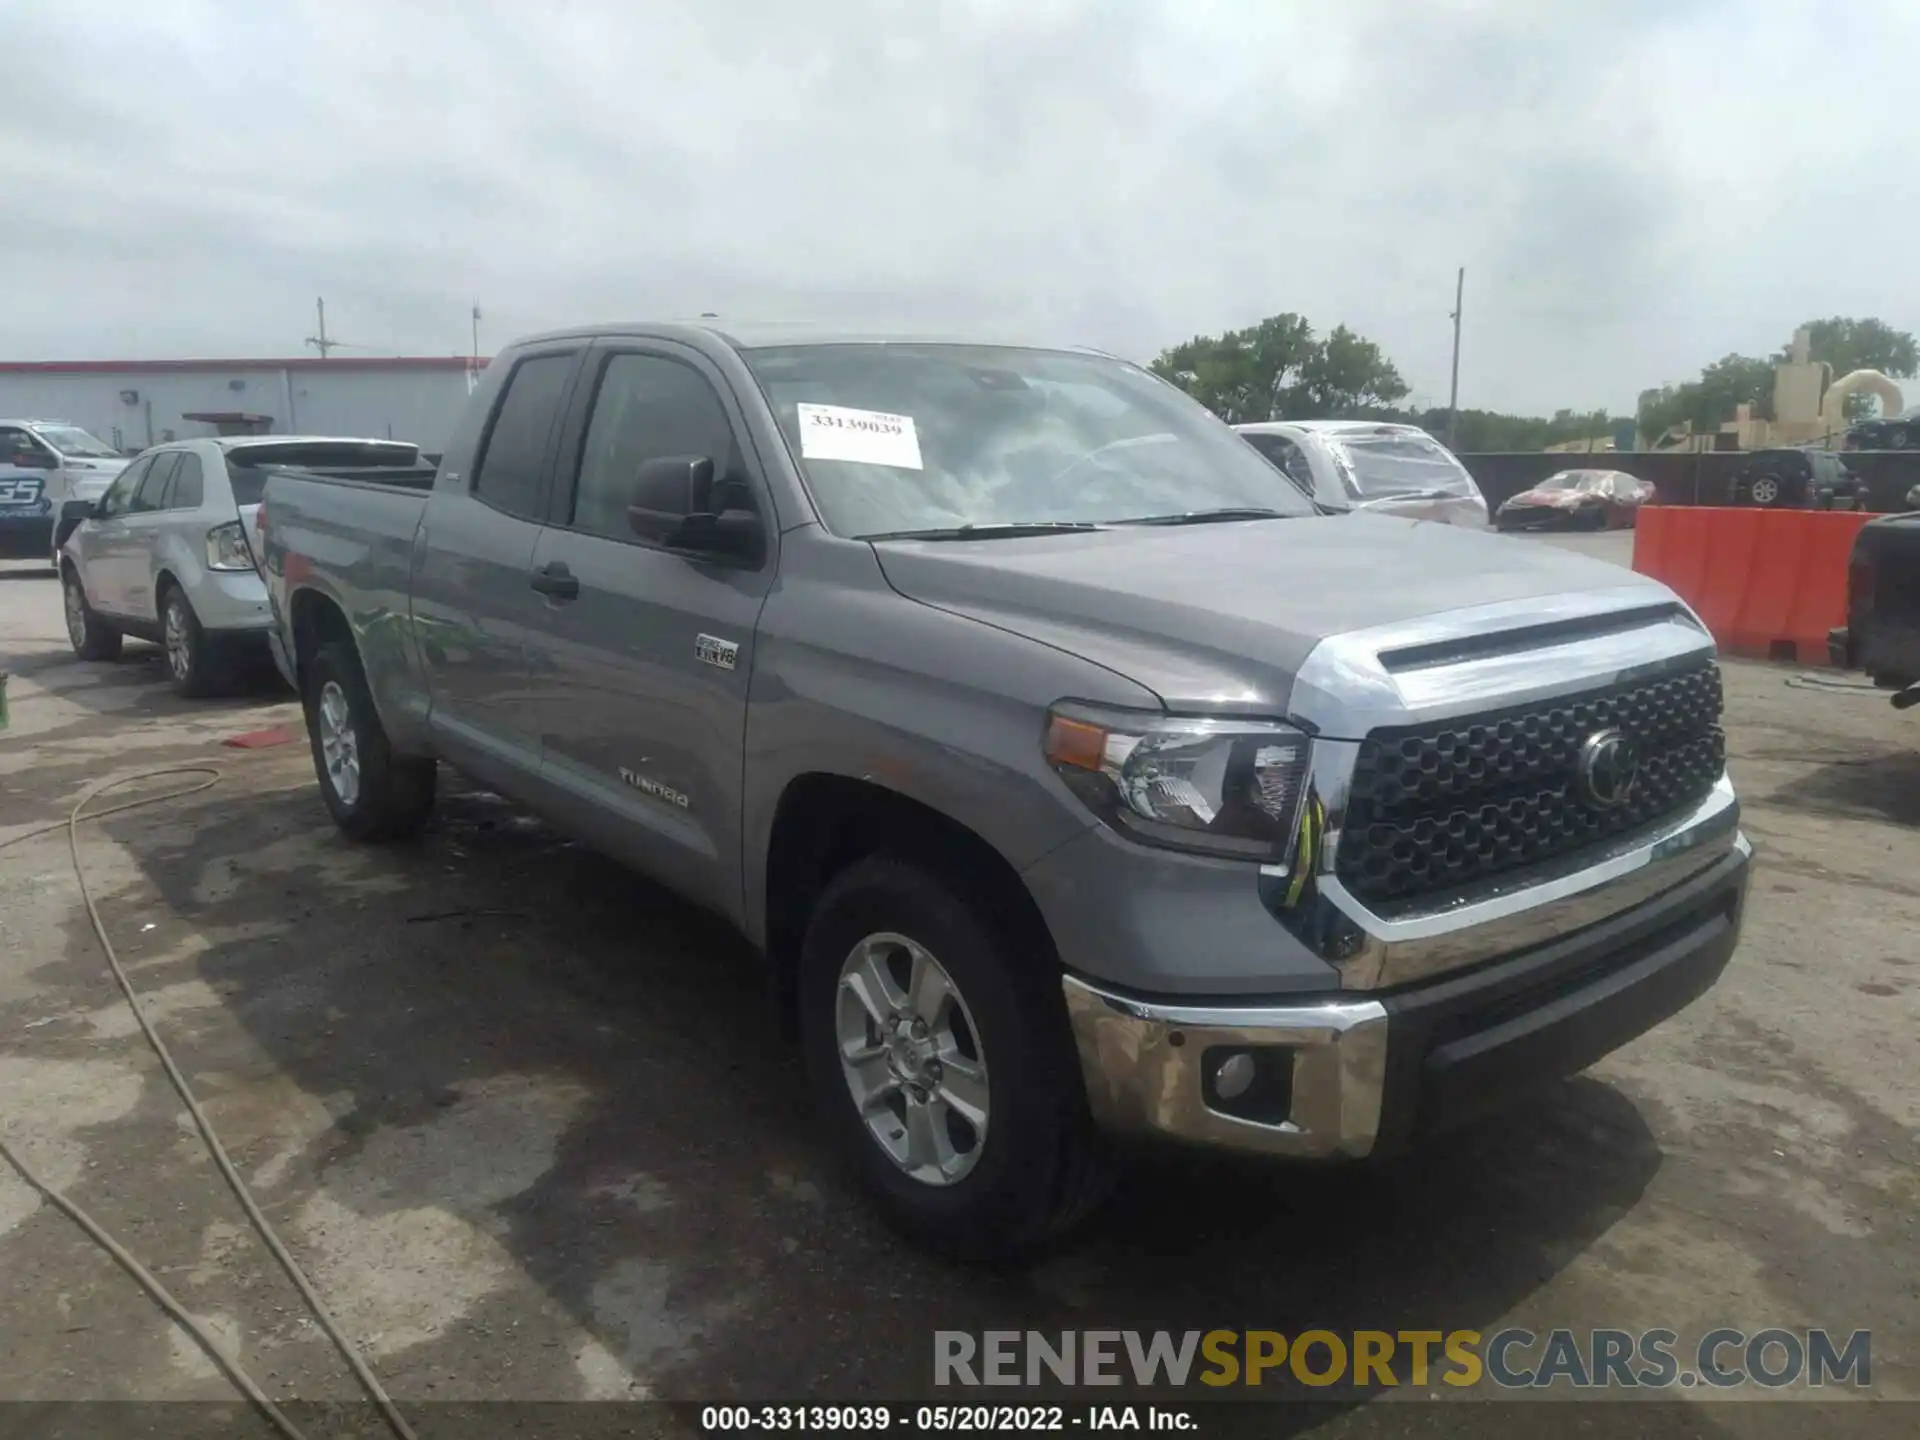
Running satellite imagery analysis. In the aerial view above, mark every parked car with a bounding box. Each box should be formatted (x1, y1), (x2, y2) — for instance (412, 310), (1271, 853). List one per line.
(1494, 469), (1656, 532)
(59, 436), (428, 696)
(1829, 501), (1920, 712)
(0, 419), (129, 564)
(1235, 420), (1489, 527)
(1843, 406), (1919, 451)
(262, 323), (1749, 1257)
(1727, 448), (1866, 509)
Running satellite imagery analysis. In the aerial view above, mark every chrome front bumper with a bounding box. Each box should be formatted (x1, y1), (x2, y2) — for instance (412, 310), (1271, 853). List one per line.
(1063, 979), (1390, 1158)
(1063, 815), (1752, 1161)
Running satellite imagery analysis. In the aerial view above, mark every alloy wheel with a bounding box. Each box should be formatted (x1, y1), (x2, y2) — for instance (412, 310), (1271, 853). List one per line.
(64, 579), (88, 650)
(164, 600), (192, 681)
(835, 931), (990, 1186)
(317, 680), (362, 807)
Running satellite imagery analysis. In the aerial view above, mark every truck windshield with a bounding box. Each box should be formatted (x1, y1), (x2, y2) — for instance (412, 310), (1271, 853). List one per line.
(741, 344), (1316, 538)
(1322, 430), (1478, 501)
(34, 425), (121, 459)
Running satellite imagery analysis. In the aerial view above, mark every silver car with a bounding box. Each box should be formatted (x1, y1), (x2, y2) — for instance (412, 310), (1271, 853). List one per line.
(1237, 419), (1490, 527)
(58, 435), (420, 696)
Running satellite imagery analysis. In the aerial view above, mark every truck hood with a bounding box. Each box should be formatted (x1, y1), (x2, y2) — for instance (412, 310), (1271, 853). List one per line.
(871, 514), (1677, 722)
(65, 461), (128, 502)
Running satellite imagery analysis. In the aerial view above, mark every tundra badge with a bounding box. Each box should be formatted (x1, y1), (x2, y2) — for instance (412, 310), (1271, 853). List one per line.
(618, 767), (690, 809)
(695, 633), (739, 671)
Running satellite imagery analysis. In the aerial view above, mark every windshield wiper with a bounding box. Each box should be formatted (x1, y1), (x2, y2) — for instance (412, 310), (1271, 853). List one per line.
(1113, 507), (1293, 526)
(863, 521), (1107, 541)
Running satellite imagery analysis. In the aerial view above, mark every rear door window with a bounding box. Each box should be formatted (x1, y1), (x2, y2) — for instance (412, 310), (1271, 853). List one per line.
(472, 352), (578, 519)
(225, 461), (269, 506)
(170, 452), (206, 509)
(130, 454), (180, 513)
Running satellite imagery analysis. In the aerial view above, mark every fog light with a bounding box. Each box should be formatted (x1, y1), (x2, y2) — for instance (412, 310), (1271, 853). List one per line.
(1213, 1051), (1256, 1100)
(1201, 1045), (1297, 1124)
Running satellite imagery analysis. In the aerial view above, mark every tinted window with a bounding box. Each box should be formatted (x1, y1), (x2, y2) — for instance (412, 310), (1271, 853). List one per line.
(1243, 432), (1316, 493)
(569, 353), (743, 540)
(99, 456), (152, 517)
(1, 427), (52, 466)
(472, 353), (575, 518)
(130, 453), (180, 512)
(171, 452), (206, 509)
(224, 461), (268, 506)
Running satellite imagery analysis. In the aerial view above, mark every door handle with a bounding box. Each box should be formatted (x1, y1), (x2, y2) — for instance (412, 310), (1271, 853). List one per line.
(529, 560), (580, 600)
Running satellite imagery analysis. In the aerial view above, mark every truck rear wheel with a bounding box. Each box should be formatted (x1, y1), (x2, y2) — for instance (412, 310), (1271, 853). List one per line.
(798, 856), (1111, 1258)
(303, 640), (436, 841)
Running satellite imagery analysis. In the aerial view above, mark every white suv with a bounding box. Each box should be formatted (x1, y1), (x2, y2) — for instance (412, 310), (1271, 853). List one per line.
(59, 435), (421, 696)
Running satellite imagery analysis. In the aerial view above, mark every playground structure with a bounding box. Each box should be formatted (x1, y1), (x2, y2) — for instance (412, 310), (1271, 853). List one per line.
(1648, 327), (1904, 452)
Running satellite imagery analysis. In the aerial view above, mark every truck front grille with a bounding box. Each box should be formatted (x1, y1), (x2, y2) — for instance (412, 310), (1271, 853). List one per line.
(1337, 658), (1725, 909)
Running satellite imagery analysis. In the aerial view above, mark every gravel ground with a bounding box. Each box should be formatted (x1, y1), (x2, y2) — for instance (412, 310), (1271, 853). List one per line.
(0, 541), (1914, 1438)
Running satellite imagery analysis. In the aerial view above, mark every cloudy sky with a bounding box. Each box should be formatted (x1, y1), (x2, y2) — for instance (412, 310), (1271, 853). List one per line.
(4, 0), (1915, 414)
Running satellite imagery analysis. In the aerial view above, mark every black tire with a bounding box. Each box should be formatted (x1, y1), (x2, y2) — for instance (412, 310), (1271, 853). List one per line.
(1579, 505), (1606, 530)
(798, 856), (1112, 1260)
(159, 584), (229, 699)
(303, 639), (437, 841)
(62, 567), (122, 662)
(1890, 426), (1910, 449)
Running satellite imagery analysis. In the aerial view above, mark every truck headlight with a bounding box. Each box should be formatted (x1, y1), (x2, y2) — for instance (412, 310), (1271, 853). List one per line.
(1044, 704), (1312, 863)
(205, 521), (255, 571)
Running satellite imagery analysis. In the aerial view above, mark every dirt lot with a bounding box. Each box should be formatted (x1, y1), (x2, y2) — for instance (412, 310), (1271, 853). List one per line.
(1, 540), (1915, 1437)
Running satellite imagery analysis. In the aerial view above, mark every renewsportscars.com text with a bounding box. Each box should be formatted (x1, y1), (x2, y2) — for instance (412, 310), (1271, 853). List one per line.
(933, 1328), (1871, 1391)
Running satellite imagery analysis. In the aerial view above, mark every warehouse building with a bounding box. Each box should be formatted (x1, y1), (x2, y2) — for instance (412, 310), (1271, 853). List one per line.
(0, 356), (488, 456)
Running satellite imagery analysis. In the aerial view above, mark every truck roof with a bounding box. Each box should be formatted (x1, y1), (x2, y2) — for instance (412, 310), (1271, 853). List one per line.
(501, 320), (1119, 357)
(218, 434), (414, 452)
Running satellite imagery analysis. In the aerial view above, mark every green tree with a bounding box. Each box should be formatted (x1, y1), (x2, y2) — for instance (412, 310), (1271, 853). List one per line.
(1784, 316), (1919, 381)
(1427, 406), (1624, 452)
(1293, 325), (1410, 416)
(1637, 353), (1778, 442)
(1150, 313), (1403, 422)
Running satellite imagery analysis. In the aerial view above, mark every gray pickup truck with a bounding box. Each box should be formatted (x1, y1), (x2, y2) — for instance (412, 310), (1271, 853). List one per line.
(261, 323), (1750, 1256)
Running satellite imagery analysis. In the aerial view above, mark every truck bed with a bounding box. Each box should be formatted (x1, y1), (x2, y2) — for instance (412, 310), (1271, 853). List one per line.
(259, 467), (433, 716)
(249, 462), (440, 491)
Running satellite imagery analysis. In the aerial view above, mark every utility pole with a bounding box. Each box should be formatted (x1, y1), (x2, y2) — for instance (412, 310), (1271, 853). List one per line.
(304, 297), (338, 358)
(471, 303), (481, 364)
(1445, 267), (1464, 450)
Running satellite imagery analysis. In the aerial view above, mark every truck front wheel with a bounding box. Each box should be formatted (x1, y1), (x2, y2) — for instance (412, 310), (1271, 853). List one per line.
(303, 640), (437, 841)
(799, 856), (1111, 1258)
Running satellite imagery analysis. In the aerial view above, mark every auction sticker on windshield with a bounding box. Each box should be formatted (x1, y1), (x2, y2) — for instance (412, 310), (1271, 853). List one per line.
(796, 403), (923, 470)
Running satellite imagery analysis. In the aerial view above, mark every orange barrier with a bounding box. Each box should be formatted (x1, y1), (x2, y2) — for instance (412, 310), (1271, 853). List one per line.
(1632, 507), (1872, 665)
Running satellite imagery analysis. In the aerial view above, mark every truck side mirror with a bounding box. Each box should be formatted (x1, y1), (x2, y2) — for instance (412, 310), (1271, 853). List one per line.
(629, 455), (764, 563)
(628, 455), (715, 540)
(61, 499), (98, 524)
(12, 448), (56, 470)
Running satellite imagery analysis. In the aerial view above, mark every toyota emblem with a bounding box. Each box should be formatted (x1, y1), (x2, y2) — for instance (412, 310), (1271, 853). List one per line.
(1577, 729), (1639, 809)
